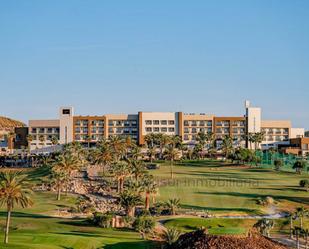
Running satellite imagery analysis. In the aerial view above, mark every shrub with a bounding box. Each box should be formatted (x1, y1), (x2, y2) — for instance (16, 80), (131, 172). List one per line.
(92, 212), (114, 228)
(132, 216), (155, 237)
(274, 159), (283, 171)
(299, 179), (309, 192)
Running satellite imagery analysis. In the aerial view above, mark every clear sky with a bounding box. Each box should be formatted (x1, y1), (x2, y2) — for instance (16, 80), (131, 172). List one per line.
(0, 1), (308, 129)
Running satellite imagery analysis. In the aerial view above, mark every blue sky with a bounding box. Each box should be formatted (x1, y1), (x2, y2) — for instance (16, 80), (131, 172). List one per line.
(0, 1), (308, 129)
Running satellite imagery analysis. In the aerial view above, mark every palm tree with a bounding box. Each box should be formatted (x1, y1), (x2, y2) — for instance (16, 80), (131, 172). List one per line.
(293, 161), (307, 174)
(109, 136), (125, 161)
(130, 145), (142, 160)
(51, 136), (59, 146)
(254, 219), (274, 237)
(205, 132), (216, 151)
(26, 134), (33, 154)
(293, 226), (302, 249)
(38, 135), (45, 149)
(254, 132), (265, 150)
(169, 135), (181, 149)
(159, 134), (171, 159)
(119, 190), (142, 217)
(221, 135), (233, 158)
(94, 145), (113, 175)
(50, 169), (68, 201)
(0, 171), (33, 244)
(165, 198), (180, 216)
(177, 143), (187, 159)
(110, 161), (130, 193)
(302, 228), (309, 249)
(144, 133), (156, 149)
(128, 159), (146, 181)
(164, 147), (180, 179)
(6, 131), (15, 153)
(161, 228), (181, 247)
(141, 175), (157, 210)
(52, 152), (82, 198)
(148, 147), (156, 163)
(196, 131), (207, 155)
(295, 206), (309, 229)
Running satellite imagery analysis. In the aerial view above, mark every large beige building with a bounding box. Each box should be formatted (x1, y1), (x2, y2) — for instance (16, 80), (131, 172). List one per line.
(27, 101), (304, 151)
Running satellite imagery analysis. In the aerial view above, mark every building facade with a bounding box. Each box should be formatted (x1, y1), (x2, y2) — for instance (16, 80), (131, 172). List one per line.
(26, 101), (304, 152)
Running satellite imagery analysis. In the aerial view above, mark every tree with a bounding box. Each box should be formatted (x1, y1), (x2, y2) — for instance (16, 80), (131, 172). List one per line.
(293, 161), (307, 174)
(300, 179), (309, 192)
(109, 136), (125, 161)
(94, 144), (113, 175)
(26, 134), (33, 154)
(0, 171), (33, 244)
(38, 135), (45, 149)
(133, 216), (155, 239)
(164, 147), (180, 179)
(51, 136), (59, 146)
(295, 206), (309, 229)
(161, 228), (181, 248)
(119, 190), (142, 217)
(50, 169), (68, 201)
(159, 134), (171, 159)
(52, 152), (82, 199)
(6, 131), (15, 153)
(141, 175), (157, 210)
(110, 161), (130, 193)
(165, 198), (180, 216)
(130, 145), (142, 160)
(128, 159), (146, 181)
(274, 159), (283, 171)
(148, 147), (156, 163)
(254, 219), (274, 237)
(221, 135), (233, 158)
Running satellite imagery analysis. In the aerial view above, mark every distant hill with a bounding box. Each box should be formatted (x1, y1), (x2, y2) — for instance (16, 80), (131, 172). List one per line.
(0, 116), (25, 130)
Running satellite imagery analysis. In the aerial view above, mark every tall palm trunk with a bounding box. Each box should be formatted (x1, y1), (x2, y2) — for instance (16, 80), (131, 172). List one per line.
(145, 192), (150, 210)
(4, 208), (11, 244)
(170, 159), (174, 179)
(290, 216), (293, 239)
(57, 185), (61, 201)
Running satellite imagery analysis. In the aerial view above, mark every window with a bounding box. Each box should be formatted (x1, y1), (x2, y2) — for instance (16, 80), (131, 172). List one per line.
(207, 121), (212, 127)
(145, 120), (152, 125)
(131, 121), (137, 126)
(153, 120), (160, 125)
(200, 128), (205, 132)
(109, 121), (114, 126)
(124, 121), (130, 127)
(47, 128), (53, 133)
(39, 128), (45, 133)
(116, 128), (123, 133)
(168, 120), (175, 125)
(146, 127), (152, 132)
(108, 128), (114, 133)
(75, 128), (81, 133)
(153, 127), (160, 132)
(184, 135), (189, 140)
(31, 128), (37, 133)
(191, 121), (197, 126)
(192, 135), (196, 140)
(168, 127), (175, 132)
(161, 120), (167, 125)
(184, 121), (189, 126)
(184, 128), (189, 133)
(199, 121), (205, 126)
(62, 109), (70, 115)
(116, 121), (122, 126)
(216, 122), (222, 126)
(192, 128), (197, 133)
(161, 127), (167, 132)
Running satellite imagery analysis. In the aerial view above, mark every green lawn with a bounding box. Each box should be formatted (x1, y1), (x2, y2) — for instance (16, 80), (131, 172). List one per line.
(152, 160), (309, 215)
(0, 193), (154, 249)
(163, 216), (308, 236)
